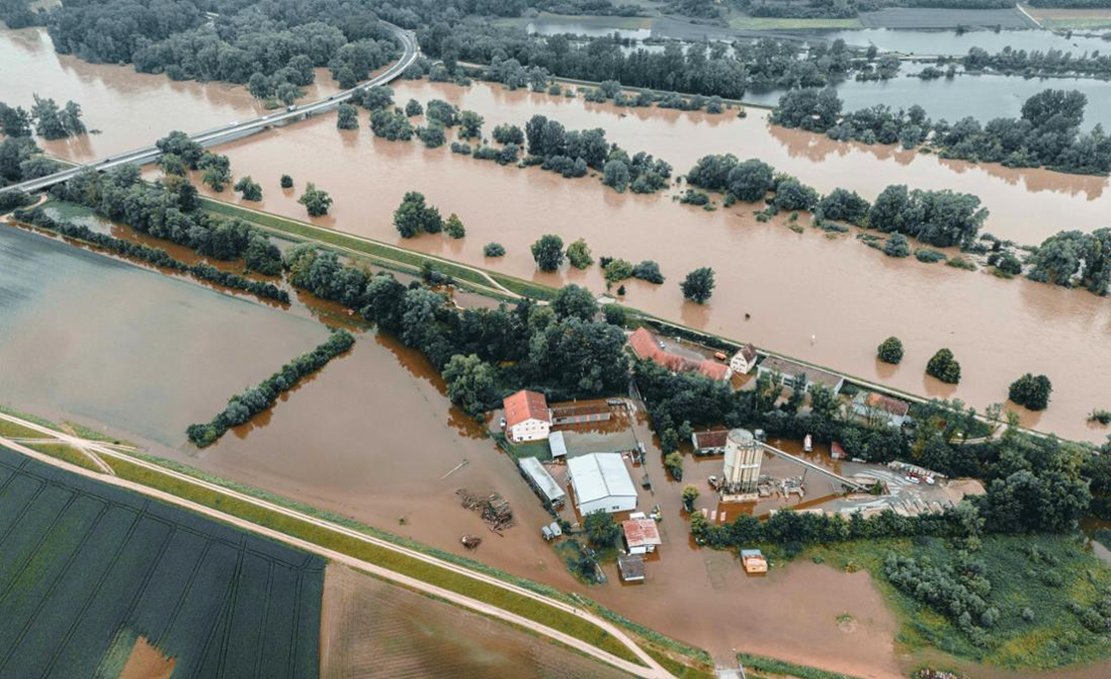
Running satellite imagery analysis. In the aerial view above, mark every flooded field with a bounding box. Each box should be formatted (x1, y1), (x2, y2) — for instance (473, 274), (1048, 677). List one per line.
(0, 223), (330, 445)
(320, 563), (633, 679)
(0, 27), (341, 163)
(178, 79), (1111, 443)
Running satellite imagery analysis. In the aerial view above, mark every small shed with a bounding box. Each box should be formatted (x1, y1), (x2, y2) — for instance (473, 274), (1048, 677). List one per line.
(548, 430), (568, 459)
(618, 554), (645, 582)
(622, 518), (662, 555)
(691, 429), (729, 456)
(519, 457), (566, 510)
(741, 549), (768, 574)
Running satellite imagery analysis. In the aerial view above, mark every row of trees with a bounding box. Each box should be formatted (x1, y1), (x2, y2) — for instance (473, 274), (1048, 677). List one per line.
(2, 96), (84, 141)
(11, 207), (289, 304)
(45, 0), (398, 90)
(48, 164), (283, 273)
(686, 153), (989, 248)
(963, 45), (1111, 79)
(187, 330), (356, 446)
(772, 87), (1111, 176)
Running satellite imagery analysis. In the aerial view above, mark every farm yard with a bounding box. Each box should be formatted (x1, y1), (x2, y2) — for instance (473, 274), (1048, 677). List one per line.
(0, 445), (324, 679)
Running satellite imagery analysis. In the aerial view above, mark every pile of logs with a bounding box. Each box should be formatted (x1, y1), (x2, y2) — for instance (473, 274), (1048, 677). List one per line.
(457, 489), (516, 533)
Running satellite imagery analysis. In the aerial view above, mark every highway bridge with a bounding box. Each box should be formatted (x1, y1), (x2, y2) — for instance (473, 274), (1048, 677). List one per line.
(0, 22), (418, 195)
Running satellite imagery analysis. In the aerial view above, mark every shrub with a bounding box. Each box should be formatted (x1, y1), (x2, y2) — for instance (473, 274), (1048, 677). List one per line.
(1009, 373), (1053, 411)
(947, 255), (976, 271)
(445, 213), (466, 239)
(927, 348), (961, 384)
(280, 174), (293, 188)
(877, 336), (904, 364)
(1090, 409), (1111, 425)
(664, 451), (683, 481)
(915, 248), (947, 263)
(604, 258), (634, 284)
(631, 260), (664, 284)
(566, 238), (594, 269)
(484, 242), (505, 257)
(883, 234), (911, 258)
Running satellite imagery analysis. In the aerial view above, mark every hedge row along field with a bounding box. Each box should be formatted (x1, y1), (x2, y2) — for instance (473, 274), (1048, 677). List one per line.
(0, 445), (324, 678)
(187, 329), (355, 447)
(11, 207), (291, 304)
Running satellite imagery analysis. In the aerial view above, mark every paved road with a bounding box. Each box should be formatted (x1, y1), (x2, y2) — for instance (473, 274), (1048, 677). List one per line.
(0, 22), (418, 195)
(0, 411), (673, 678)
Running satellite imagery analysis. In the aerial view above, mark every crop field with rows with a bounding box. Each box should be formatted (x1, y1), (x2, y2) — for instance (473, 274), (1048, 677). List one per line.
(0, 446), (324, 679)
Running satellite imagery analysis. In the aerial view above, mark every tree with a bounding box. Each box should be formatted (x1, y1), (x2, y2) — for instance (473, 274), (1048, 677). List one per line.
(198, 152), (231, 192)
(248, 72), (273, 100)
(1009, 373), (1053, 411)
(773, 179), (819, 211)
(883, 233), (911, 258)
(602, 303), (626, 326)
(727, 159), (774, 202)
(484, 242), (505, 257)
(926, 348), (961, 384)
(459, 110), (484, 139)
(393, 192), (442, 237)
(602, 159), (630, 192)
(159, 154), (187, 177)
(818, 188), (871, 225)
(552, 284), (597, 321)
(681, 267), (716, 304)
(404, 99), (423, 117)
(664, 451), (683, 480)
(632, 260), (664, 284)
(584, 511), (621, 548)
(60, 101), (86, 136)
(877, 337), (904, 365)
(298, 182), (332, 217)
(336, 103), (358, 129)
(31, 95), (67, 139)
(233, 176), (262, 201)
(280, 174), (293, 189)
(443, 354), (496, 416)
(682, 485), (700, 512)
(244, 234), (282, 275)
(531, 234), (564, 271)
(445, 213), (465, 239)
(417, 122), (446, 148)
(604, 259), (633, 285)
(426, 99), (459, 127)
(566, 238), (594, 269)
(493, 123), (524, 145)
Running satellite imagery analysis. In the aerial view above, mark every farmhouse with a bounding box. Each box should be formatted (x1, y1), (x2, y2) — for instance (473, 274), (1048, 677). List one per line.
(691, 429), (729, 456)
(628, 327), (732, 382)
(853, 392), (911, 428)
(729, 343), (758, 375)
(756, 356), (844, 394)
(503, 389), (551, 442)
(623, 517), (662, 555)
(519, 456), (566, 510)
(567, 452), (638, 515)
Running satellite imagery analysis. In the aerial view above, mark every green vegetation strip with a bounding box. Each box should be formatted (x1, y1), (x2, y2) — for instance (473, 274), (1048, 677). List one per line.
(100, 454), (643, 666)
(737, 652), (863, 679)
(199, 199), (498, 289)
(26, 442), (103, 472)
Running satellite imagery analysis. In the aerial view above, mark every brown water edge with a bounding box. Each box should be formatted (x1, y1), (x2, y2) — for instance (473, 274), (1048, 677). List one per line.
(0, 27), (342, 162)
(179, 105), (1111, 443)
(319, 563), (633, 679)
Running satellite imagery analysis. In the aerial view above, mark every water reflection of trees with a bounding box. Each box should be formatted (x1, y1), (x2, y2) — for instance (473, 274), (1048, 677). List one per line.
(768, 122), (1107, 201)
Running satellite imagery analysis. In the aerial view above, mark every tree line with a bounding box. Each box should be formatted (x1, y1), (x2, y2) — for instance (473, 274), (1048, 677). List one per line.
(11, 206), (289, 304)
(964, 45), (1111, 79)
(772, 87), (1111, 176)
(47, 162), (284, 274)
(187, 330), (355, 446)
(686, 152), (989, 249)
(40, 0), (400, 93)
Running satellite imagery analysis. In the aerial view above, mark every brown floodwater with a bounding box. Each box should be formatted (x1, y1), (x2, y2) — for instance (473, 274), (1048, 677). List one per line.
(0, 27), (341, 163)
(175, 84), (1111, 443)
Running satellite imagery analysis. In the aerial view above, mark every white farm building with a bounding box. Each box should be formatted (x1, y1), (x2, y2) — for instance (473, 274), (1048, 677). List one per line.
(566, 453), (638, 515)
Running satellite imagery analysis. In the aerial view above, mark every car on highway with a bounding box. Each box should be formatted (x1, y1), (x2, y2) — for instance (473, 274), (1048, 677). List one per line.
(287, 104), (297, 112)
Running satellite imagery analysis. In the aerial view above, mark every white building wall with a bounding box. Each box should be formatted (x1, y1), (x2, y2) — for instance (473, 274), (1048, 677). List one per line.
(509, 418), (550, 442)
(578, 494), (637, 516)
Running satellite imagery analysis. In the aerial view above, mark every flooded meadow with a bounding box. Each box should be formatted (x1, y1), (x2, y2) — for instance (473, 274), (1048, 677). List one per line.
(176, 79), (1111, 443)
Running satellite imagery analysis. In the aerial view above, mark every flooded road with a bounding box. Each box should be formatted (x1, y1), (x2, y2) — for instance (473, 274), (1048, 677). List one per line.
(0, 27), (341, 163)
(184, 79), (1111, 443)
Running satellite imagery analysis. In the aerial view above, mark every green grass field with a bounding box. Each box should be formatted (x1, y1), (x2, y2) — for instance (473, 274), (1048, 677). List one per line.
(0, 445), (324, 678)
(737, 652), (864, 679)
(807, 535), (1111, 671)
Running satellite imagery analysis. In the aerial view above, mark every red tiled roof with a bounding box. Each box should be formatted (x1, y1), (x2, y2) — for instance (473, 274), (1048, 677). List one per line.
(865, 392), (910, 417)
(698, 359), (730, 381)
(623, 518), (662, 548)
(693, 429), (729, 450)
(503, 390), (550, 428)
(628, 328), (659, 361)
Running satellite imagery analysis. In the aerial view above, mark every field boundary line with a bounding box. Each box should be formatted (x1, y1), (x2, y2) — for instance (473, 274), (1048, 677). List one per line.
(0, 423), (670, 678)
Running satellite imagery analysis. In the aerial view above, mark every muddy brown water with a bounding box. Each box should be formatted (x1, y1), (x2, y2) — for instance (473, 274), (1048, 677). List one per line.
(176, 86), (1111, 444)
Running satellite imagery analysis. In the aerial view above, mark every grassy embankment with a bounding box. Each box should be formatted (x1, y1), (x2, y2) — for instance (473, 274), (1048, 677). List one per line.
(94, 453), (644, 667)
(727, 16), (862, 30)
(806, 535), (1111, 671)
(737, 653), (864, 679)
(200, 198), (555, 300)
